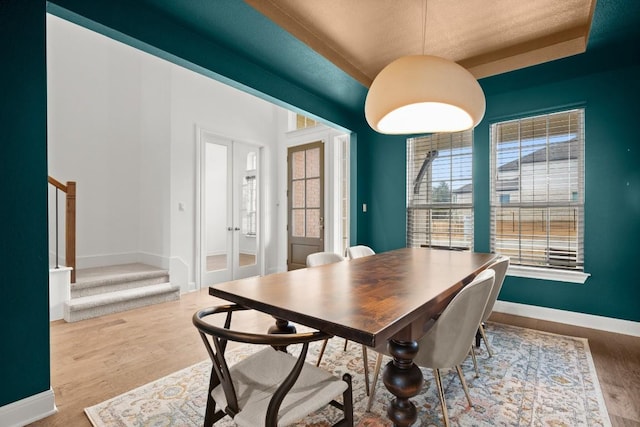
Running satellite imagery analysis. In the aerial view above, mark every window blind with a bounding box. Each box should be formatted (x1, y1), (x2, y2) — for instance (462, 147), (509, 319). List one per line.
(490, 109), (585, 270)
(407, 131), (473, 250)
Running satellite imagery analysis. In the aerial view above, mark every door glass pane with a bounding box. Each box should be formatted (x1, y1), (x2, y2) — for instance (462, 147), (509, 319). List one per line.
(292, 180), (305, 208)
(240, 150), (257, 267)
(206, 143), (228, 272)
(292, 151), (305, 179)
(306, 178), (320, 208)
(306, 209), (320, 238)
(292, 209), (305, 237)
(306, 147), (320, 177)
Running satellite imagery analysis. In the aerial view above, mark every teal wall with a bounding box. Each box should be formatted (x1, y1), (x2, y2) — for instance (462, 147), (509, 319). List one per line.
(2, 0), (638, 413)
(0, 0), (50, 407)
(1, 0), (363, 410)
(360, 52), (640, 323)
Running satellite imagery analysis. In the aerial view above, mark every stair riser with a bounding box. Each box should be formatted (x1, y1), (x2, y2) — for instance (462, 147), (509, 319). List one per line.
(71, 275), (170, 298)
(64, 288), (180, 322)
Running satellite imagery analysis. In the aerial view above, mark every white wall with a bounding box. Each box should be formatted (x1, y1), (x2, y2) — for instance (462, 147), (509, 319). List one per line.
(169, 65), (284, 288)
(47, 14), (350, 290)
(47, 14), (287, 290)
(139, 53), (173, 268)
(47, 14), (144, 268)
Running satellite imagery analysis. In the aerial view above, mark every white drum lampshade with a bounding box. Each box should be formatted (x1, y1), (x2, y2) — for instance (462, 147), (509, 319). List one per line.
(365, 55), (486, 134)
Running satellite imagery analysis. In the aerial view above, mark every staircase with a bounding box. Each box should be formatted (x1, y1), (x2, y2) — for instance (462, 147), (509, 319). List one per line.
(64, 263), (180, 322)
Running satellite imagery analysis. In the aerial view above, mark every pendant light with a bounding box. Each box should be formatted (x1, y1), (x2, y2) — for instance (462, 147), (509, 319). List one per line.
(365, 1), (485, 134)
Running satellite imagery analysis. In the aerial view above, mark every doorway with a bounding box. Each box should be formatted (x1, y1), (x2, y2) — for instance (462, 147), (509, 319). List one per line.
(287, 141), (324, 270)
(198, 131), (261, 286)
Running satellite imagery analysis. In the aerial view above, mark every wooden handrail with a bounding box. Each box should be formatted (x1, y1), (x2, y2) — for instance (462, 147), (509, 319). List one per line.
(48, 176), (77, 283)
(48, 176), (67, 192)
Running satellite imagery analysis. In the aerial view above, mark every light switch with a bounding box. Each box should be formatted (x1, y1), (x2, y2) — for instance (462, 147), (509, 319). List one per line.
(178, 202), (185, 211)
(363, 203), (367, 213)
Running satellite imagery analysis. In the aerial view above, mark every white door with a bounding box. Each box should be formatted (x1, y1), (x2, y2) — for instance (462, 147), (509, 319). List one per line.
(198, 132), (260, 286)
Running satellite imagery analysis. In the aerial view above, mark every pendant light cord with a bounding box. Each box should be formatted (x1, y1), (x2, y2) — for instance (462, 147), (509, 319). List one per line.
(422, 0), (428, 55)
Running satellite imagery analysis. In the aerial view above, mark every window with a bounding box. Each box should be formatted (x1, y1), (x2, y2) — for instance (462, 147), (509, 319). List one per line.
(407, 131), (473, 250)
(490, 109), (585, 271)
(296, 114), (317, 130)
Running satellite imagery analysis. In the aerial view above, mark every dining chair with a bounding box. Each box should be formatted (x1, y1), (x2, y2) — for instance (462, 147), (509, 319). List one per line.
(461, 256), (510, 380)
(306, 251), (371, 396)
(366, 269), (495, 427)
(477, 256), (510, 357)
(193, 304), (354, 427)
(306, 251), (345, 266)
(346, 245), (375, 259)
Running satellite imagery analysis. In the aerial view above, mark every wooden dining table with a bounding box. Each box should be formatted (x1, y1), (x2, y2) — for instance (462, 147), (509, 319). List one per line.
(209, 247), (498, 427)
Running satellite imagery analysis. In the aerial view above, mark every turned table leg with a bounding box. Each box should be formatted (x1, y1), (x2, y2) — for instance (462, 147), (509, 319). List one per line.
(268, 318), (297, 351)
(382, 339), (423, 427)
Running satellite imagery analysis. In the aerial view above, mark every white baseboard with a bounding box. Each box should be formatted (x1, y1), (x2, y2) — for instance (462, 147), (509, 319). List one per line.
(138, 252), (170, 270)
(0, 388), (57, 427)
(76, 252), (170, 270)
(76, 252), (139, 269)
(493, 300), (640, 337)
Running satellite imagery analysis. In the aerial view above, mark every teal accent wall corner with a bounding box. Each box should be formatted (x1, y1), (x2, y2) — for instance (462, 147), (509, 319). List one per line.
(360, 46), (640, 323)
(0, 0), (51, 407)
(3, 0), (638, 415)
(478, 61), (640, 322)
(357, 127), (408, 252)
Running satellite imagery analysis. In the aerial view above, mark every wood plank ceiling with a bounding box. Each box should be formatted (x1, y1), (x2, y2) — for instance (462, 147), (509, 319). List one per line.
(244, 0), (597, 87)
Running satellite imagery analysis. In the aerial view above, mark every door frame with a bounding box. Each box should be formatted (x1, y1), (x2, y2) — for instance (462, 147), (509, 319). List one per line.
(280, 126), (350, 271)
(195, 126), (264, 288)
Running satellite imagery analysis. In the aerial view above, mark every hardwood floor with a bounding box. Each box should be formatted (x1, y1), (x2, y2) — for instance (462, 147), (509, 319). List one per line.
(30, 289), (639, 426)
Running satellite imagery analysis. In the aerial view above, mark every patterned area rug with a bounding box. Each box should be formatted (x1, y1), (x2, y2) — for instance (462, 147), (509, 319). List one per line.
(85, 322), (611, 426)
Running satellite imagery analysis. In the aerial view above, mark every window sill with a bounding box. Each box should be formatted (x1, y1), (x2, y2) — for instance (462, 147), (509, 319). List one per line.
(507, 265), (590, 284)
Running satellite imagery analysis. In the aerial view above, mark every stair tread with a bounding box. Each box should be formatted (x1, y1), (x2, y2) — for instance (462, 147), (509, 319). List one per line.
(74, 263), (169, 288)
(67, 282), (179, 310)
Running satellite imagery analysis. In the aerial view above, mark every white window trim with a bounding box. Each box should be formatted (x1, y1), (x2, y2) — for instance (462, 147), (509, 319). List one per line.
(507, 264), (590, 284)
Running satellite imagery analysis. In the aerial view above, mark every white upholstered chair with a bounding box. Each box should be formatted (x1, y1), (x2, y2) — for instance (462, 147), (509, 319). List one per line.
(306, 251), (345, 266)
(465, 256), (511, 379)
(193, 304), (354, 427)
(366, 269), (495, 427)
(346, 245), (375, 259)
(477, 256), (510, 356)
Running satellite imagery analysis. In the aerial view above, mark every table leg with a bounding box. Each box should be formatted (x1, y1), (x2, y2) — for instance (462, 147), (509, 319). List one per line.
(268, 318), (297, 352)
(382, 339), (423, 427)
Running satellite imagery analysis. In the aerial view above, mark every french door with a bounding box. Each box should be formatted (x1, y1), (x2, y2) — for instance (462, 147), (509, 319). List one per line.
(287, 141), (324, 270)
(198, 132), (261, 286)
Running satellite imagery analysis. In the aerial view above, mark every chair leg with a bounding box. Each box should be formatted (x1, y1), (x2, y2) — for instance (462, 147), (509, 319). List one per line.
(455, 365), (473, 408)
(433, 368), (450, 427)
(361, 345), (370, 396)
(365, 353), (384, 412)
(340, 373), (354, 427)
(316, 338), (329, 367)
(479, 323), (493, 357)
(469, 345), (479, 378)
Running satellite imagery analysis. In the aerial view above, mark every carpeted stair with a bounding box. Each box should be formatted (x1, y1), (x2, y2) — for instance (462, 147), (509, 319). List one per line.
(64, 263), (180, 322)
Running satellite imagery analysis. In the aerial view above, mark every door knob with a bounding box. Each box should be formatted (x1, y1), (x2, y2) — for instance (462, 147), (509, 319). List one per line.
(234, 227), (241, 231)
(227, 227), (233, 231)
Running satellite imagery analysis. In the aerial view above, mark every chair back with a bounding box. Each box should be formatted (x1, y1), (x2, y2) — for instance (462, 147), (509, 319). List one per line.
(346, 245), (375, 259)
(306, 251), (344, 267)
(481, 256), (510, 323)
(192, 304), (343, 425)
(415, 269), (495, 369)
